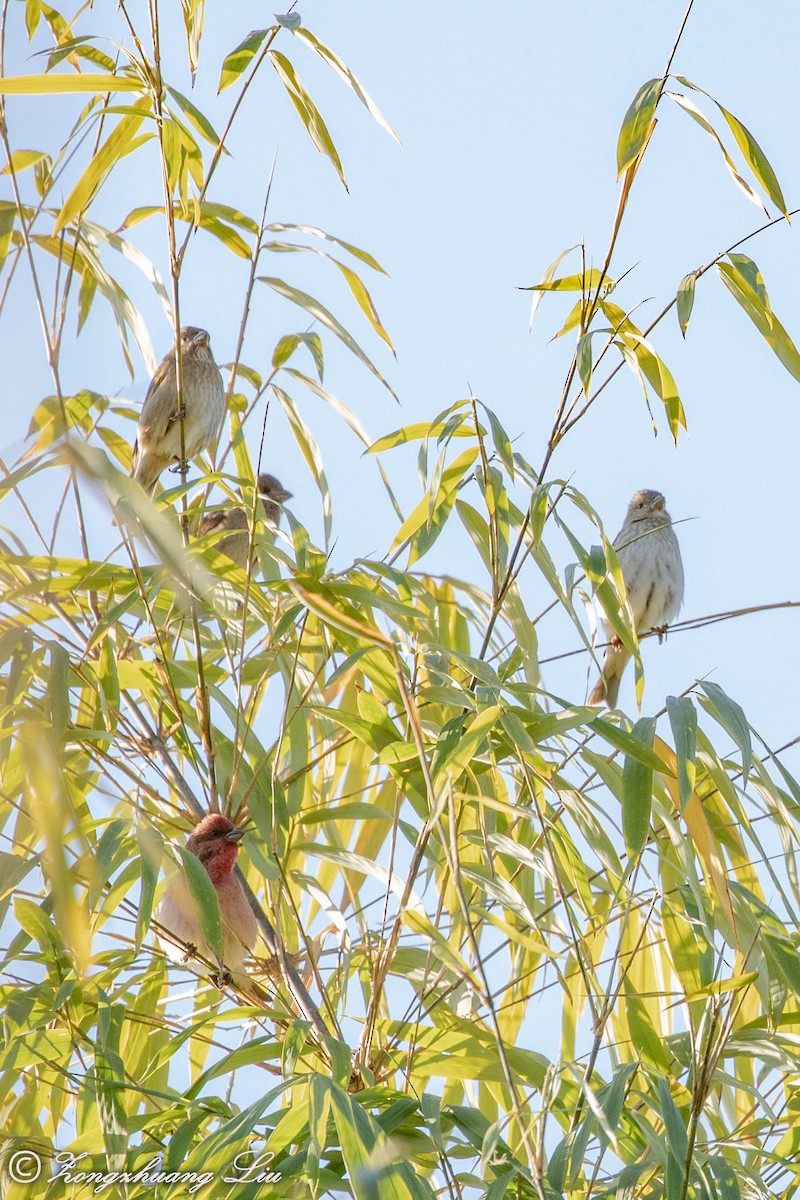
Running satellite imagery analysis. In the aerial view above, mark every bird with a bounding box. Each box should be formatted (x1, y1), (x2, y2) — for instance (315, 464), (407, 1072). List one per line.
(196, 473), (292, 568)
(131, 326), (225, 493)
(157, 813), (257, 975)
(588, 489), (684, 708)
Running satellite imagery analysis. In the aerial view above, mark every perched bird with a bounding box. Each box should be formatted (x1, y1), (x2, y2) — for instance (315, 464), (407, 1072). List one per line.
(588, 489), (684, 708)
(196, 473), (292, 568)
(131, 326), (225, 493)
(157, 813), (257, 974)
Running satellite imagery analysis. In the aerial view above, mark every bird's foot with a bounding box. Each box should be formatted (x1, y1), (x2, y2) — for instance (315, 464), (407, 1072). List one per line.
(181, 942), (198, 963)
(213, 965), (233, 989)
(169, 459), (190, 477)
(651, 623), (669, 644)
(610, 635), (624, 650)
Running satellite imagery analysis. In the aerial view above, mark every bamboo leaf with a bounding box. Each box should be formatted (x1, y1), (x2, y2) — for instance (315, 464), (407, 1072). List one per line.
(666, 695), (697, 812)
(218, 28), (269, 92)
(270, 50), (347, 188)
(617, 77), (660, 175)
(0, 72), (141, 94)
(174, 845), (224, 963)
(55, 101), (152, 232)
(717, 253), (800, 382)
(622, 717), (656, 855)
(676, 271), (696, 338)
(259, 275), (396, 397)
(294, 28), (401, 145)
(698, 681), (752, 786)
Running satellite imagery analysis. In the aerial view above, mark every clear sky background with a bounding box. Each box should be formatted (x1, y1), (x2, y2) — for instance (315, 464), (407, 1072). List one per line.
(4, 1), (800, 763)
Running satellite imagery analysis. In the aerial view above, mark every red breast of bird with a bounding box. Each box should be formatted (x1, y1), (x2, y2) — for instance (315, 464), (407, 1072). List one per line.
(158, 813), (257, 973)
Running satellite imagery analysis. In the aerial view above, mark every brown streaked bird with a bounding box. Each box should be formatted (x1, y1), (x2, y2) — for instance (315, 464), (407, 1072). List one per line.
(131, 326), (225, 493)
(588, 489), (684, 709)
(197, 473), (292, 568)
(157, 813), (257, 974)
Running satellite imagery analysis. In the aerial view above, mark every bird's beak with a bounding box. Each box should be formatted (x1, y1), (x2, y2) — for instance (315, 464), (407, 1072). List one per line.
(225, 827), (245, 842)
(193, 330), (209, 347)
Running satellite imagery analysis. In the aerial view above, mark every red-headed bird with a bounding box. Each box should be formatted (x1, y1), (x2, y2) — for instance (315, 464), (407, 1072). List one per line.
(158, 813), (257, 974)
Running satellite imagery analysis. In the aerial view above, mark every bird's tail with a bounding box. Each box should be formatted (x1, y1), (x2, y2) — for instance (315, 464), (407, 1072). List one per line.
(588, 644), (630, 708)
(131, 445), (160, 495)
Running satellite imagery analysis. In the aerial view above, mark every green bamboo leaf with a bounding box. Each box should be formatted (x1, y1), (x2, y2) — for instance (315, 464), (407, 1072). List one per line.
(46, 36), (116, 74)
(195, 214), (250, 258)
(273, 386), (332, 544)
(717, 253), (800, 382)
(0, 72), (141, 94)
(0, 852), (36, 901)
(676, 271), (697, 338)
(25, 0), (42, 39)
(617, 328), (686, 441)
(390, 446), (478, 559)
(266, 243), (393, 348)
(96, 1008), (127, 1172)
(676, 76), (787, 215)
(268, 222), (387, 273)
(294, 28), (401, 145)
(167, 86), (224, 148)
(259, 275), (396, 397)
(698, 681), (752, 786)
(1, 148), (49, 174)
(592, 717), (674, 774)
(665, 90), (766, 212)
(136, 826), (163, 946)
(275, 334), (324, 380)
(199, 201), (259, 234)
(218, 28), (269, 92)
(526, 243), (580, 326)
(521, 268), (607, 294)
(718, 102), (787, 214)
(576, 330), (593, 397)
(433, 705), (502, 785)
(658, 1076), (688, 1200)
(334, 259), (394, 351)
(617, 77), (660, 175)
(666, 695), (697, 812)
(174, 845), (224, 963)
(622, 717), (656, 855)
(82, 217), (172, 329)
(270, 50), (347, 189)
(0, 206), (15, 274)
(77, 267), (97, 331)
(55, 101), (152, 232)
(180, 0), (204, 82)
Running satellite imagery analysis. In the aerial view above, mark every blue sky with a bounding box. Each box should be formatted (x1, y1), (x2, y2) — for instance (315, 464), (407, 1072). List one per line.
(4, 0), (800, 748)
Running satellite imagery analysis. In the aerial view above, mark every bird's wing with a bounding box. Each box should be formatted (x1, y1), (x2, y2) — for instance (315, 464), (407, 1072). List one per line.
(138, 357), (178, 441)
(197, 510), (228, 537)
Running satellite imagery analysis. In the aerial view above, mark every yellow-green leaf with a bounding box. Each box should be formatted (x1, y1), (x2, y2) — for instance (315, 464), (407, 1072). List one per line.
(270, 50), (346, 189)
(0, 72), (141, 94)
(617, 77), (660, 175)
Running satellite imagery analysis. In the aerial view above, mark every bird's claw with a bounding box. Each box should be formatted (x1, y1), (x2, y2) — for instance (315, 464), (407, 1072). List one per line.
(651, 623), (669, 644)
(169, 459), (190, 477)
(181, 942), (198, 963)
(213, 965), (233, 989)
(611, 635), (624, 650)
